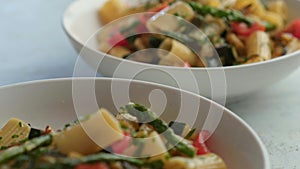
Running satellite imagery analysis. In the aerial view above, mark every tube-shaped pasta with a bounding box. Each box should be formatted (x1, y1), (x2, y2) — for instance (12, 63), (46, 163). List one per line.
(164, 153), (227, 169)
(220, 0), (237, 8)
(0, 118), (31, 148)
(258, 11), (284, 29)
(246, 31), (271, 61)
(166, 2), (195, 21)
(207, 0), (221, 8)
(234, 0), (265, 15)
(53, 109), (123, 155)
(134, 38), (147, 50)
(226, 33), (245, 55)
(98, 0), (128, 24)
(108, 46), (131, 58)
(147, 2), (195, 32)
(268, 0), (287, 21)
(159, 38), (198, 66)
(122, 131), (167, 157)
(286, 38), (300, 54)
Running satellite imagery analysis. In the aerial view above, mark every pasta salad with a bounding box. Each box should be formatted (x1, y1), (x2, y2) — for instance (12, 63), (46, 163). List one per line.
(0, 103), (227, 169)
(98, 0), (300, 67)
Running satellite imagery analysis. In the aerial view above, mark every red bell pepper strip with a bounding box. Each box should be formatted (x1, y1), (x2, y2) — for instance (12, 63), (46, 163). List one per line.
(108, 32), (129, 47)
(193, 130), (211, 155)
(111, 132), (131, 154)
(148, 3), (169, 13)
(231, 22), (265, 37)
(283, 18), (300, 40)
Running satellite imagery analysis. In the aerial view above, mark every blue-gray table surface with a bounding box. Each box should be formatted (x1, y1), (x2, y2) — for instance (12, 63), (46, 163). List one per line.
(1, 1), (299, 168)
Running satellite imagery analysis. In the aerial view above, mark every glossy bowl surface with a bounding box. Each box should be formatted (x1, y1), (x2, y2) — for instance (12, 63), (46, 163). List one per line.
(0, 78), (270, 169)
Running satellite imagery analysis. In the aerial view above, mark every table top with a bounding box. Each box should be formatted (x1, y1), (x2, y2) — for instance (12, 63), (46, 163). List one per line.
(1, 1), (299, 168)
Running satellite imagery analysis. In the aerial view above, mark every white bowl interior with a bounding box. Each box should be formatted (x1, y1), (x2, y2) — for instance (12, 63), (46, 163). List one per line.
(63, 0), (300, 102)
(0, 78), (269, 169)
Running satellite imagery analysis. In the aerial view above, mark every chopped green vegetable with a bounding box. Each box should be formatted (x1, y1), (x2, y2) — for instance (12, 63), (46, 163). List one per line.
(0, 135), (52, 164)
(29, 128), (42, 139)
(121, 103), (196, 157)
(187, 1), (253, 25)
(11, 135), (19, 139)
(58, 153), (143, 167)
(261, 21), (276, 31)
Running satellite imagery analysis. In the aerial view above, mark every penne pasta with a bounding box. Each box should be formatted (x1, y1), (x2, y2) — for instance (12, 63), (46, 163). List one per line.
(0, 118), (31, 148)
(159, 38), (198, 66)
(53, 109), (123, 155)
(98, 0), (128, 25)
(108, 46), (131, 58)
(268, 0), (287, 21)
(246, 31), (271, 61)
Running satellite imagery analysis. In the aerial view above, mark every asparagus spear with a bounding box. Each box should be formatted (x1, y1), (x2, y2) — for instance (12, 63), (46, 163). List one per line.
(28, 153), (144, 169)
(187, 1), (254, 25)
(61, 153), (144, 166)
(0, 134), (52, 164)
(121, 103), (196, 157)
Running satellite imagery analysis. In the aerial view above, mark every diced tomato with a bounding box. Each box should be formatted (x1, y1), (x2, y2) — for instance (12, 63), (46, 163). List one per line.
(75, 162), (109, 169)
(148, 3), (169, 13)
(108, 32), (128, 47)
(111, 132), (131, 154)
(231, 22), (266, 37)
(193, 130), (211, 155)
(283, 18), (300, 39)
(136, 15), (150, 32)
(183, 62), (191, 67)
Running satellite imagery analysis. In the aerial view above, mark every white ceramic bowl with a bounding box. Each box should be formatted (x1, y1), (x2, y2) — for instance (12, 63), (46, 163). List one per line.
(62, 0), (300, 103)
(0, 78), (269, 169)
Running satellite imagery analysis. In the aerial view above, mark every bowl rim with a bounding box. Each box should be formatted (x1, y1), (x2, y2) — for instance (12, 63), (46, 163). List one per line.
(62, 0), (300, 71)
(0, 77), (271, 169)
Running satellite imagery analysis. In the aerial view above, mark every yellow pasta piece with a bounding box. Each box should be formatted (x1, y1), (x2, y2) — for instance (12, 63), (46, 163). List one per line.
(98, 0), (128, 25)
(122, 131), (167, 157)
(164, 153), (227, 169)
(108, 46), (132, 58)
(233, 0), (255, 10)
(268, 0), (287, 21)
(208, 0), (221, 8)
(234, 0), (265, 15)
(159, 38), (198, 66)
(53, 109), (123, 155)
(166, 2), (195, 21)
(258, 11), (284, 29)
(246, 31), (271, 61)
(0, 118), (31, 148)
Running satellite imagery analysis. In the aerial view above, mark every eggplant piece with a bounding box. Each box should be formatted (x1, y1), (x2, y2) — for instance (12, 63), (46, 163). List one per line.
(216, 44), (235, 66)
(28, 128), (43, 139)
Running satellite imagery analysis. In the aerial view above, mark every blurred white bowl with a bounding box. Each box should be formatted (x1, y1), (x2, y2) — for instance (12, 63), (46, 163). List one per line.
(0, 78), (270, 169)
(62, 0), (300, 103)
